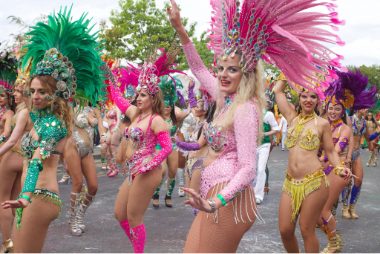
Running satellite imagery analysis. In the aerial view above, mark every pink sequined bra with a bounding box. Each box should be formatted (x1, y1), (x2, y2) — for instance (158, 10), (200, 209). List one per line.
(124, 115), (157, 174)
(203, 122), (235, 153)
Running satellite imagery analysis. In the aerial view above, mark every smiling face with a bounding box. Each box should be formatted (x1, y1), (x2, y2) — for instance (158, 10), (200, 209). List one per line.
(217, 55), (243, 95)
(299, 91), (319, 114)
(327, 102), (344, 122)
(136, 88), (153, 112)
(30, 77), (51, 110)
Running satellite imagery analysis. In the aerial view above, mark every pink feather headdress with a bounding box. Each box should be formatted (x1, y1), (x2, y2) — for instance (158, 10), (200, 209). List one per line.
(209, 0), (345, 93)
(134, 48), (183, 96)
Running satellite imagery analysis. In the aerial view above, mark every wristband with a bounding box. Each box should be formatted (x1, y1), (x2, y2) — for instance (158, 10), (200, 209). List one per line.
(217, 194), (227, 206)
(18, 194), (32, 204)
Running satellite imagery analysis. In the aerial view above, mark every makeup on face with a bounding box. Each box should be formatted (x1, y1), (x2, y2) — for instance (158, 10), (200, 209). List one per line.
(217, 55), (243, 95)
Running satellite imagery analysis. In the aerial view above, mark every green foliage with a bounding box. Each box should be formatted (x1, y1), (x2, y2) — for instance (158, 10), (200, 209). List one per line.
(347, 64), (380, 90)
(100, 0), (213, 70)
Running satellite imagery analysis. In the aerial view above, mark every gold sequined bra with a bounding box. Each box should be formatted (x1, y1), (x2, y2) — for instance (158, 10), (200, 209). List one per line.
(285, 113), (320, 151)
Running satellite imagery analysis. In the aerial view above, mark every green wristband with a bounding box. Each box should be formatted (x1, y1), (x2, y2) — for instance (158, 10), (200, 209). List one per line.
(19, 194), (32, 204)
(217, 194), (227, 206)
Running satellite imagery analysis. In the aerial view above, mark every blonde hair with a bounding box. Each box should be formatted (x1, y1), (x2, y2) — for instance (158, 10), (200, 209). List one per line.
(216, 59), (266, 141)
(29, 76), (73, 136)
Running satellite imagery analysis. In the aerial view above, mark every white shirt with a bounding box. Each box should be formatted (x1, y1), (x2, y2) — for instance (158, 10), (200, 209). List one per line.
(279, 116), (288, 133)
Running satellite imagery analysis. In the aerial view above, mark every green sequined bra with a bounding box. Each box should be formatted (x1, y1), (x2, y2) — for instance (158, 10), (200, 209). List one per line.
(21, 108), (68, 160)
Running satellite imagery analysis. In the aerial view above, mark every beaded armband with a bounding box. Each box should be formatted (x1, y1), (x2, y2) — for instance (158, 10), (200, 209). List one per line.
(21, 158), (43, 194)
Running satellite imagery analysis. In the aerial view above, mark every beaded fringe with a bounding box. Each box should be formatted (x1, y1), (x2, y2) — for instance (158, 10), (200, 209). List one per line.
(282, 169), (328, 222)
(206, 182), (264, 224)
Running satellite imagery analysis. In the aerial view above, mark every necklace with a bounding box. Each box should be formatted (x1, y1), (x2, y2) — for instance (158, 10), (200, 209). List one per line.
(137, 112), (152, 123)
(331, 119), (343, 133)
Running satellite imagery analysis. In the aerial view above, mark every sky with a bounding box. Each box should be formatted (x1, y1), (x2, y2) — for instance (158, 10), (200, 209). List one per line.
(0, 0), (379, 67)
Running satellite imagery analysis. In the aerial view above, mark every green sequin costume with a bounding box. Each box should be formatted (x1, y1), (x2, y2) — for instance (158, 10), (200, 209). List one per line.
(16, 108), (67, 228)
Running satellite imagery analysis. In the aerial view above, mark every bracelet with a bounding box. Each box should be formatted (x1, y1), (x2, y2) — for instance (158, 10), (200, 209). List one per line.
(217, 194), (227, 206)
(333, 164), (346, 177)
(18, 194), (32, 204)
(207, 198), (217, 213)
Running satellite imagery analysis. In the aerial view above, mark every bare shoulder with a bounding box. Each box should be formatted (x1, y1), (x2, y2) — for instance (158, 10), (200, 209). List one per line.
(4, 110), (14, 118)
(151, 115), (168, 132)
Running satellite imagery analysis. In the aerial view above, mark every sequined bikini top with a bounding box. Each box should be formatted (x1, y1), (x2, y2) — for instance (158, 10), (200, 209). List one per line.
(74, 106), (97, 129)
(125, 114), (156, 150)
(285, 113), (320, 151)
(21, 108), (67, 160)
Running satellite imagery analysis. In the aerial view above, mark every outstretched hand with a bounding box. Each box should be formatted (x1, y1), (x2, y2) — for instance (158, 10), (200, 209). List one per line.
(167, 0), (183, 30)
(183, 187), (214, 213)
(1, 199), (28, 209)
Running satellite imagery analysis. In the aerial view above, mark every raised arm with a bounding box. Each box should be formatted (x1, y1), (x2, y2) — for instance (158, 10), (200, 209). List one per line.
(167, 0), (218, 100)
(218, 102), (259, 203)
(273, 78), (297, 123)
(109, 85), (138, 121)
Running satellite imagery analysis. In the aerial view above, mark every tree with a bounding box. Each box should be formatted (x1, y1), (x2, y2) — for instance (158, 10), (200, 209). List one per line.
(100, 0), (215, 70)
(100, 0), (194, 66)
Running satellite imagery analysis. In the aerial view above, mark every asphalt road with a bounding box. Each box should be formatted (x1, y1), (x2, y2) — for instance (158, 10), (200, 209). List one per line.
(2, 147), (379, 252)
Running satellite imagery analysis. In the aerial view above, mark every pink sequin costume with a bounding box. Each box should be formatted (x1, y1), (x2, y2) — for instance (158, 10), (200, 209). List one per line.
(183, 42), (259, 205)
(110, 85), (172, 178)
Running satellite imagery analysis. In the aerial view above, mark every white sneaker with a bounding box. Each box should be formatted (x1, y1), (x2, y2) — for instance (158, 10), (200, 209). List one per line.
(178, 188), (185, 197)
(255, 198), (262, 205)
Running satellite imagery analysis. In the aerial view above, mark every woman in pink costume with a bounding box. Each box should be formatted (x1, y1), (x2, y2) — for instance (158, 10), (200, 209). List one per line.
(169, 0), (347, 251)
(168, 0), (265, 251)
(111, 50), (175, 253)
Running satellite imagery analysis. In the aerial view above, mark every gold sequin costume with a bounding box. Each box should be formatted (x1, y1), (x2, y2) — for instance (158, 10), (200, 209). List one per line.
(283, 113), (328, 221)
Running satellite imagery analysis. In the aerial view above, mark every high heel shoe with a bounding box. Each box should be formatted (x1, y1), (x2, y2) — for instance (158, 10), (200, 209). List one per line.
(165, 195), (173, 208)
(152, 194), (160, 209)
(264, 186), (270, 194)
(58, 173), (71, 184)
(0, 239), (14, 253)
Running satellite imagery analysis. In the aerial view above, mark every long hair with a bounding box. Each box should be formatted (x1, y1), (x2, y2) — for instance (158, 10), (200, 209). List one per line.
(30, 75), (73, 136)
(216, 59), (266, 142)
(151, 89), (164, 117)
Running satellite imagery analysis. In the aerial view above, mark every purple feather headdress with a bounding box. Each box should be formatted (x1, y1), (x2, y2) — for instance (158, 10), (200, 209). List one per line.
(325, 69), (377, 110)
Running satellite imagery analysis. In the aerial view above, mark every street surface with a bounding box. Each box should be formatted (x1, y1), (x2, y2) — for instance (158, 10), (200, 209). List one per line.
(2, 147), (379, 252)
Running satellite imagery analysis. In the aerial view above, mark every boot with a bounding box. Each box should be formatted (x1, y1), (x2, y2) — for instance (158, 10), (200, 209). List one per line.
(349, 204), (359, 219)
(322, 233), (343, 253)
(76, 193), (94, 232)
(0, 239), (14, 253)
(130, 224), (146, 253)
(120, 219), (131, 239)
(58, 172), (71, 184)
(165, 178), (176, 208)
(341, 205), (351, 219)
(69, 192), (82, 236)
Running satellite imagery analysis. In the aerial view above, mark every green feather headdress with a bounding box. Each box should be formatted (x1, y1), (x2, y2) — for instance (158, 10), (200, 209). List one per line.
(21, 6), (105, 104)
(158, 75), (183, 106)
(0, 51), (17, 94)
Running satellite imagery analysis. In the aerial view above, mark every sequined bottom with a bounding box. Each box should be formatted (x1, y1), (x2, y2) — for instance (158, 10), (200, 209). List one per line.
(16, 189), (62, 229)
(351, 149), (360, 162)
(73, 129), (93, 158)
(282, 168), (328, 222)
